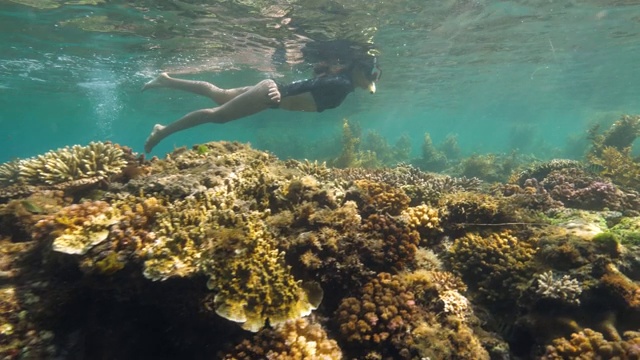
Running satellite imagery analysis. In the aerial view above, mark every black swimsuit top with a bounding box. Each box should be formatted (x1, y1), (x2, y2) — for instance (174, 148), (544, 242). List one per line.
(277, 74), (354, 112)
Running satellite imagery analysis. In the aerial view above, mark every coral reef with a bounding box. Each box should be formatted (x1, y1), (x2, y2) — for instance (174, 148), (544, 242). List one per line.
(3, 137), (640, 359)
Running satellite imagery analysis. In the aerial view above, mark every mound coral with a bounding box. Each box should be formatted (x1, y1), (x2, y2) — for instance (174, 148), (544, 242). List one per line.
(335, 272), (491, 359)
(361, 213), (420, 271)
(448, 231), (537, 307)
(347, 179), (410, 217)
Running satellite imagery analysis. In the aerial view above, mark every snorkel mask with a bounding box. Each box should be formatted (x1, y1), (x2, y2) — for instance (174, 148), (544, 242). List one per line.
(367, 57), (381, 94)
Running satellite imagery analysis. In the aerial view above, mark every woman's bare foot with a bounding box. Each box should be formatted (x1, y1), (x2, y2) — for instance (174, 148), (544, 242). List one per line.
(144, 124), (166, 153)
(266, 80), (281, 104)
(141, 73), (170, 92)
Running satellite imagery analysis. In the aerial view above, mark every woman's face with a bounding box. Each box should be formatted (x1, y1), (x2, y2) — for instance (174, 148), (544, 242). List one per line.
(352, 65), (378, 94)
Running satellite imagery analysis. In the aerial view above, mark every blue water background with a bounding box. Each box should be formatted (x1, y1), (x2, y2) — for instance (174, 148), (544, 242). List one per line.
(1, 1), (639, 163)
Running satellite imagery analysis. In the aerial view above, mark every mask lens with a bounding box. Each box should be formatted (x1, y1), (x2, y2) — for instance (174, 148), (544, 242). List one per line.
(370, 66), (381, 81)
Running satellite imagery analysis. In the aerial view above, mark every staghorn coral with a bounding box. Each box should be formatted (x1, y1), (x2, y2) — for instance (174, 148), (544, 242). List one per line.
(221, 317), (342, 359)
(542, 328), (640, 360)
(0, 160), (22, 186)
(5, 141), (128, 186)
(448, 231), (537, 307)
(535, 271), (582, 305)
(204, 216), (323, 332)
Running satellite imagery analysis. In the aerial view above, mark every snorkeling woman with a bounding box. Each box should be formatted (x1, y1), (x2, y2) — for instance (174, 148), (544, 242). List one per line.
(141, 57), (382, 153)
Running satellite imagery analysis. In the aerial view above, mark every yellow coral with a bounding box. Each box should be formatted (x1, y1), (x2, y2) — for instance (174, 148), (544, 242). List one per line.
(206, 217), (323, 332)
(34, 201), (122, 255)
(402, 204), (441, 233)
(448, 231), (536, 304)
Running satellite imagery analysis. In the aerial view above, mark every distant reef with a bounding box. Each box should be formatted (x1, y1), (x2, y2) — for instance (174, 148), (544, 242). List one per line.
(0, 117), (640, 359)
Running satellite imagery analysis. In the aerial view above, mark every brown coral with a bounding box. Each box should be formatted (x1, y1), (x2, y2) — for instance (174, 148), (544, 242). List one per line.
(448, 231), (537, 307)
(205, 217), (323, 332)
(348, 179), (410, 217)
(542, 328), (640, 360)
(221, 317), (342, 359)
(361, 213), (420, 271)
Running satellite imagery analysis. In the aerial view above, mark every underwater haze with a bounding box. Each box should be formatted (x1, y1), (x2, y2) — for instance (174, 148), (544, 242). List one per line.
(1, 0), (639, 162)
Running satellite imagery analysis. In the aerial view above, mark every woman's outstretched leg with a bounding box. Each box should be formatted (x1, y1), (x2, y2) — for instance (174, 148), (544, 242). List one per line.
(141, 72), (252, 104)
(144, 79), (281, 153)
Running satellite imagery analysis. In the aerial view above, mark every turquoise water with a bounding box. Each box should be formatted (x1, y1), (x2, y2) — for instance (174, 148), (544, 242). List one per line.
(1, 0), (639, 163)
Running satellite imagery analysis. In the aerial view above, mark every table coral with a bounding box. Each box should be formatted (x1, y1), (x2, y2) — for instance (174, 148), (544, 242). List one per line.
(32, 200), (122, 255)
(0, 141), (127, 186)
(221, 317), (342, 359)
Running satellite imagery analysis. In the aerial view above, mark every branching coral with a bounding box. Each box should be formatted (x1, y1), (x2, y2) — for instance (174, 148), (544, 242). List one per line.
(534, 271), (582, 305)
(222, 318), (343, 359)
(1, 142), (128, 186)
(540, 167), (640, 212)
(437, 191), (510, 231)
(510, 159), (583, 186)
